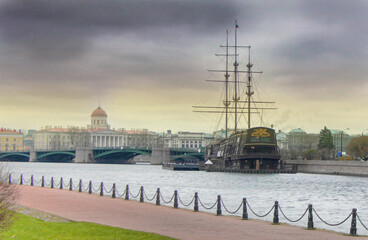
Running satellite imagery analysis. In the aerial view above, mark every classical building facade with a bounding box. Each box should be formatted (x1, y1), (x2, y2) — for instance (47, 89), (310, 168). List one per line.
(33, 126), (90, 150)
(0, 128), (24, 151)
(32, 106), (213, 151)
(157, 130), (213, 149)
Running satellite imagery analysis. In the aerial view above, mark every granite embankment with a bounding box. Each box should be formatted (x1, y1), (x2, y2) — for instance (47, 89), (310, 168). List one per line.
(285, 160), (368, 177)
(15, 185), (367, 240)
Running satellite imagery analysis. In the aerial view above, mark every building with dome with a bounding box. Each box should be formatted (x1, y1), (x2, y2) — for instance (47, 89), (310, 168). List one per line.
(89, 106), (109, 129)
(32, 105), (213, 151)
(88, 106), (126, 148)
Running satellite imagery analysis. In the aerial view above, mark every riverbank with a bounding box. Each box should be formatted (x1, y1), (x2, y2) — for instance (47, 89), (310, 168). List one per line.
(14, 185), (367, 240)
(285, 160), (368, 177)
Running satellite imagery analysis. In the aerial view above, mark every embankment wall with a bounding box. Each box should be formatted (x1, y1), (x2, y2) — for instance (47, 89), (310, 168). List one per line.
(284, 160), (368, 177)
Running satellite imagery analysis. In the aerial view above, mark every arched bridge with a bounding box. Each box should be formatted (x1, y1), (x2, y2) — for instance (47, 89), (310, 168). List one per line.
(0, 147), (204, 164)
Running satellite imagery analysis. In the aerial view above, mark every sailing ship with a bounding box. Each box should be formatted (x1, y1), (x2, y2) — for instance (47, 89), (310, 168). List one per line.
(194, 21), (281, 172)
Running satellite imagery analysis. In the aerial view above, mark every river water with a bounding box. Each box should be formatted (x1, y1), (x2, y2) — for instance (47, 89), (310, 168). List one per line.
(5, 162), (368, 235)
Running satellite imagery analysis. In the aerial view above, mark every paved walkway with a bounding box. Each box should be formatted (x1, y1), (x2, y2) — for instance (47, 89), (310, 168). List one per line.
(15, 185), (367, 240)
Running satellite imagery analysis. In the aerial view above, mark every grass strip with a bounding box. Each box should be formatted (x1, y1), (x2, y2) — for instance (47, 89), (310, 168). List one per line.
(1, 212), (176, 240)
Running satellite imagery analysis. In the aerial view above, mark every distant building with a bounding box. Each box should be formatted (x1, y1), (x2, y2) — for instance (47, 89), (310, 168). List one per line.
(88, 106), (126, 148)
(156, 130), (213, 150)
(330, 129), (353, 154)
(0, 128), (24, 152)
(23, 130), (36, 151)
(33, 126), (91, 150)
(33, 105), (213, 151)
(276, 130), (288, 150)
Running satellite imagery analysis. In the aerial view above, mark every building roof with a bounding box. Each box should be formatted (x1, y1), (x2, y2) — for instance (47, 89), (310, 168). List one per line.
(91, 106), (107, 117)
(289, 128), (306, 134)
(330, 129), (349, 135)
(276, 131), (288, 140)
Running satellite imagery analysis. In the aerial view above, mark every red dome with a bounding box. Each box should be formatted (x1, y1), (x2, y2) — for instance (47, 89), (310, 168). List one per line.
(91, 107), (107, 117)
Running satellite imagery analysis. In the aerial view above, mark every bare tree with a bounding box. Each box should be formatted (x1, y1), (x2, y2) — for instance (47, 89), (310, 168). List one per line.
(0, 165), (18, 230)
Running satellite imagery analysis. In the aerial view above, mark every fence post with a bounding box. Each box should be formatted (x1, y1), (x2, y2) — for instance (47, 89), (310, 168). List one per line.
(140, 186), (144, 203)
(112, 183), (116, 198)
(194, 192), (199, 212)
(242, 198), (248, 220)
(31, 175), (34, 186)
(69, 178), (72, 191)
(59, 177), (63, 189)
(41, 176), (45, 187)
(156, 188), (160, 205)
(88, 181), (92, 194)
(217, 195), (222, 216)
(308, 204), (314, 229)
(20, 174), (23, 185)
(125, 185), (129, 200)
(8, 174), (11, 184)
(100, 182), (104, 196)
(273, 201), (279, 224)
(51, 177), (54, 188)
(79, 179), (82, 192)
(350, 208), (357, 236)
(174, 190), (178, 209)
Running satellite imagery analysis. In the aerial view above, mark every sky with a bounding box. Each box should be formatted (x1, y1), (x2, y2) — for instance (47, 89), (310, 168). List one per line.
(0, 0), (368, 135)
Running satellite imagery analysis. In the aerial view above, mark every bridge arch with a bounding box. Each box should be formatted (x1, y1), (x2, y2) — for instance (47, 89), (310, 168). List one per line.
(0, 152), (30, 161)
(37, 151), (76, 162)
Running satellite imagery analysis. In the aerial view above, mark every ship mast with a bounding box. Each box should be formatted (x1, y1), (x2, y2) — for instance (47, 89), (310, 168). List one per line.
(246, 47), (254, 129)
(224, 30), (230, 138)
(234, 20), (239, 132)
(193, 20), (277, 137)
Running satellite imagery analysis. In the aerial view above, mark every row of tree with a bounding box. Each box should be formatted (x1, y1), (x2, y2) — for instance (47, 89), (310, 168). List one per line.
(284, 126), (368, 160)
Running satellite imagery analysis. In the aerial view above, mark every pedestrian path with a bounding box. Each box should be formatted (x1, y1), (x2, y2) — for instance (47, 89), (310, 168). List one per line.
(15, 185), (367, 240)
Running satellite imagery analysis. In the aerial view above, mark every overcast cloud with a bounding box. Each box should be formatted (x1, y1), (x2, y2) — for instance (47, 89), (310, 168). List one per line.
(0, 0), (367, 134)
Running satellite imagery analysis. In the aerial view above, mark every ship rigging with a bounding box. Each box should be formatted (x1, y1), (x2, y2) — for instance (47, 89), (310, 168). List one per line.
(193, 20), (281, 171)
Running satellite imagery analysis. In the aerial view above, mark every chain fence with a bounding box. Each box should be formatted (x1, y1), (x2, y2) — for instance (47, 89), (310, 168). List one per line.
(313, 208), (352, 227)
(279, 205), (308, 223)
(160, 192), (175, 204)
(221, 199), (243, 215)
(247, 201), (275, 218)
(10, 173), (368, 236)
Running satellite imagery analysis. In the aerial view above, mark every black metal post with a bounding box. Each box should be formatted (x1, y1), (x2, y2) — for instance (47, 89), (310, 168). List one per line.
(194, 192), (199, 212)
(8, 174), (11, 184)
(273, 201), (279, 224)
(100, 182), (104, 196)
(308, 204), (314, 229)
(350, 208), (357, 236)
(69, 178), (73, 191)
(20, 174), (23, 185)
(88, 181), (92, 194)
(31, 175), (34, 186)
(60, 177), (63, 189)
(112, 183), (116, 198)
(51, 177), (54, 188)
(125, 185), (129, 200)
(79, 179), (82, 192)
(156, 188), (160, 205)
(41, 176), (45, 187)
(217, 195), (222, 216)
(174, 190), (178, 209)
(140, 186), (144, 203)
(242, 198), (248, 220)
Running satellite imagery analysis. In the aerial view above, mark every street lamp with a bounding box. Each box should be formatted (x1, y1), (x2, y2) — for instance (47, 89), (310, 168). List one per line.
(362, 129), (368, 136)
(340, 128), (350, 157)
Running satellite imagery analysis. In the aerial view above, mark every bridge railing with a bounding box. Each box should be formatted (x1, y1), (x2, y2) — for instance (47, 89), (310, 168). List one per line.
(9, 173), (366, 237)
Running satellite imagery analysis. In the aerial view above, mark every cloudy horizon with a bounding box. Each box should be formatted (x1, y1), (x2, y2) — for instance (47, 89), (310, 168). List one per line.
(0, 0), (367, 135)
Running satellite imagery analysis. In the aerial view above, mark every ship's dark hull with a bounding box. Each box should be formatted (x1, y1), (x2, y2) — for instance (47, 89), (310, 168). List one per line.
(206, 128), (281, 171)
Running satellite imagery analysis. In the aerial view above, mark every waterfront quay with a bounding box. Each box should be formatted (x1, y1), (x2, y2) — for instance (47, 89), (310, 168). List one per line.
(14, 184), (366, 240)
(8, 162), (368, 236)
